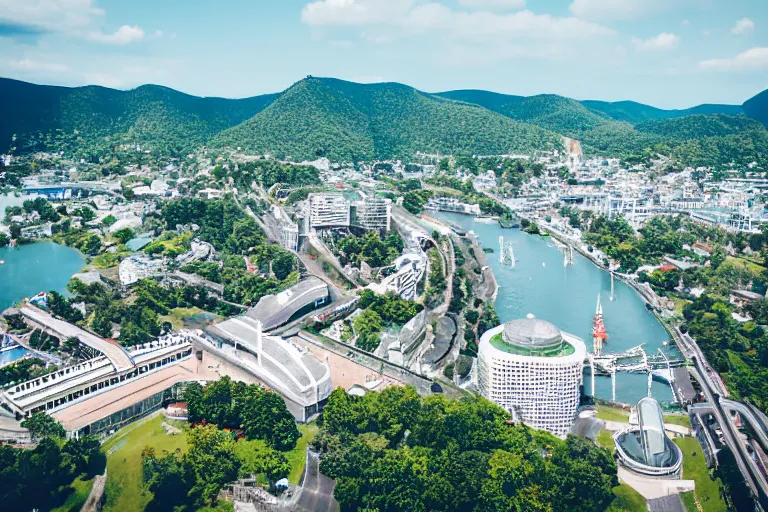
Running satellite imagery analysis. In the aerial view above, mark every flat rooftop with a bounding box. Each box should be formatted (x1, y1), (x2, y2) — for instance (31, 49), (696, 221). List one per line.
(52, 357), (214, 432)
(20, 305), (135, 371)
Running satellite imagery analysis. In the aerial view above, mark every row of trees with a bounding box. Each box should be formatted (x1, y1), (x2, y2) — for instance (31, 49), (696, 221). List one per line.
(315, 387), (618, 512)
(0, 414), (104, 511)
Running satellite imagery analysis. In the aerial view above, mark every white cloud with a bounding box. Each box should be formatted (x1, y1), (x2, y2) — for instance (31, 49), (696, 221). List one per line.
(7, 58), (68, 72)
(301, 0), (413, 26)
(458, 0), (526, 9)
(302, 1), (614, 41)
(699, 47), (768, 72)
(0, 0), (104, 32)
(88, 25), (144, 45)
(631, 32), (680, 52)
(731, 18), (755, 36)
(568, 0), (664, 21)
(680, 19), (690, 27)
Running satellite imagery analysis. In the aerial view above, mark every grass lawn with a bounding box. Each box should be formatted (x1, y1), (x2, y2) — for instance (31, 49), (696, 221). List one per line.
(160, 307), (205, 330)
(596, 429), (615, 453)
(680, 491), (698, 512)
(287, 423), (319, 484)
(595, 405), (630, 423)
(607, 484), (646, 512)
(664, 413), (691, 428)
(103, 415), (189, 512)
(674, 438), (727, 512)
(51, 476), (95, 512)
(724, 256), (766, 276)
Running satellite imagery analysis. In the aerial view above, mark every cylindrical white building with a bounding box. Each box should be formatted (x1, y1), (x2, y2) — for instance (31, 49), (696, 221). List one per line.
(477, 317), (587, 438)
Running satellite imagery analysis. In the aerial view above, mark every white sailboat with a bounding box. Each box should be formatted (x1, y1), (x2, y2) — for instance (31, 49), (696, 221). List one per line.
(509, 243), (516, 269)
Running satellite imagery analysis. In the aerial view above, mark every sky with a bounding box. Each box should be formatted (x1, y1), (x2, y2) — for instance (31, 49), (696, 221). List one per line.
(0, 0), (766, 108)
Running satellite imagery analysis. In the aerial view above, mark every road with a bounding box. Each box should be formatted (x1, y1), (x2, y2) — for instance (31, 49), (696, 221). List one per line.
(296, 451), (339, 512)
(676, 327), (768, 508)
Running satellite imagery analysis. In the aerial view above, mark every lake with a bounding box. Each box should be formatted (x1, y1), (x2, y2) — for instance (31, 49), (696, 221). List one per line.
(0, 242), (85, 364)
(435, 212), (677, 404)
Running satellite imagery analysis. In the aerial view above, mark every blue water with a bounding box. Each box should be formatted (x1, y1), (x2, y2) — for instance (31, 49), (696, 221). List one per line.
(436, 212), (677, 404)
(0, 346), (29, 365)
(0, 242), (85, 311)
(0, 242), (85, 363)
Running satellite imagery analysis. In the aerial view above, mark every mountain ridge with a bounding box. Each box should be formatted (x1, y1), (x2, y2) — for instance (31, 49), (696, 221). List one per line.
(1, 75), (766, 164)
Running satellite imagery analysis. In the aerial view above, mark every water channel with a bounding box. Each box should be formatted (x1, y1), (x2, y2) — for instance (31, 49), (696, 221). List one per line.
(0, 241), (85, 365)
(435, 212), (678, 405)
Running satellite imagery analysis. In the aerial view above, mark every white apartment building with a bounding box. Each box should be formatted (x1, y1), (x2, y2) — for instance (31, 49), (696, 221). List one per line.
(477, 318), (586, 438)
(308, 193), (351, 229)
(352, 198), (391, 232)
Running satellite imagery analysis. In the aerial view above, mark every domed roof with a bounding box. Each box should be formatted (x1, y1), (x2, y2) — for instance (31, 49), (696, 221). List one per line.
(502, 318), (564, 350)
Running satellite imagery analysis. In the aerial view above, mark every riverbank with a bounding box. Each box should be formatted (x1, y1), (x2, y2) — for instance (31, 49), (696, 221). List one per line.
(528, 218), (689, 364)
(435, 210), (675, 404)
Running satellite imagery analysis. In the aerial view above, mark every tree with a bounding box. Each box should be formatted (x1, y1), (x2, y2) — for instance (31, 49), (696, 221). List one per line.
(710, 245), (727, 270)
(21, 413), (65, 441)
(184, 425), (240, 507)
(113, 227), (134, 244)
(73, 206), (95, 222)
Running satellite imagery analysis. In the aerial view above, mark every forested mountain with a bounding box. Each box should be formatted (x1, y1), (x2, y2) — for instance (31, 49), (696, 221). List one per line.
(437, 90), (612, 133)
(2, 75), (766, 166)
(744, 88), (768, 128)
(0, 77), (277, 159)
(438, 87), (768, 165)
(211, 77), (564, 161)
(581, 100), (743, 124)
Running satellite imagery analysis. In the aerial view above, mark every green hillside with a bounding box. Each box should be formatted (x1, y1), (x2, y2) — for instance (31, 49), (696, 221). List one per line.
(438, 87), (766, 165)
(744, 88), (768, 127)
(211, 77), (564, 161)
(0, 77), (277, 159)
(437, 90), (611, 134)
(581, 100), (743, 124)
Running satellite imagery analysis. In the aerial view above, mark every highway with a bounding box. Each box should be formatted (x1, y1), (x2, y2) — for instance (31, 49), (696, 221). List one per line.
(675, 326), (768, 508)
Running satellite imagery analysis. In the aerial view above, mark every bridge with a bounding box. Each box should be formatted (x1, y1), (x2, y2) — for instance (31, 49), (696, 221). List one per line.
(586, 344), (687, 401)
(17, 305), (135, 372)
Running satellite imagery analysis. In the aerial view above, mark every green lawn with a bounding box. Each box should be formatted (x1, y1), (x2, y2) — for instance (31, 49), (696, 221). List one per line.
(596, 429), (616, 453)
(160, 307), (205, 330)
(674, 438), (727, 512)
(680, 491), (698, 512)
(606, 484), (647, 512)
(664, 413), (691, 428)
(288, 423), (319, 484)
(51, 476), (95, 512)
(595, 405), (630, 423)
(103, 415), (189, 512)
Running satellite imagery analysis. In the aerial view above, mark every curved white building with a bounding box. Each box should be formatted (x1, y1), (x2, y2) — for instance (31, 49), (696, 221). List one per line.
(477, 318), (586, 437)
(614, 397), (683, 478)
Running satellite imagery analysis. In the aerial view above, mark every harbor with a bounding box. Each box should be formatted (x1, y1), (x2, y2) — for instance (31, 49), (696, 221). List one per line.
(435, 211), (681, 405)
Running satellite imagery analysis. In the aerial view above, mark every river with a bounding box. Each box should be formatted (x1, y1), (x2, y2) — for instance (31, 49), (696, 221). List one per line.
(0, 241), (85, 365)
(435, 212), (678, 405)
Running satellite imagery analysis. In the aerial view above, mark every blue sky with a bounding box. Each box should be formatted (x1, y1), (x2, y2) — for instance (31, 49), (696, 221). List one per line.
(0, 0), (766, 108)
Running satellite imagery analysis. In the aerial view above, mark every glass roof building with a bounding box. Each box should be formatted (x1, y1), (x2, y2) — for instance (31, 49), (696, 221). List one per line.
(615, 397), (683, 477)
(477, 318), (586, 438)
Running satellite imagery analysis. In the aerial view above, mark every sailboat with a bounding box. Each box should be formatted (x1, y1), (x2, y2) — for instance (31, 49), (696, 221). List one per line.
(592, 294), (608, 355)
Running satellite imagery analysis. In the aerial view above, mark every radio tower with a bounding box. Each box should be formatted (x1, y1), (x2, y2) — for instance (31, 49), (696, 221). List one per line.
(592, 294), (608, 356)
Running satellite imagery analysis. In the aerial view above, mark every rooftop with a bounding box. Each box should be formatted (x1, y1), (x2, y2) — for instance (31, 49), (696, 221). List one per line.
(492, 318), (576, 357)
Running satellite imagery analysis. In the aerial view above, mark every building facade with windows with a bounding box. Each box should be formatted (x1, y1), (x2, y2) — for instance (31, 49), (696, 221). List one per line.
(477, 317), (586, 438)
